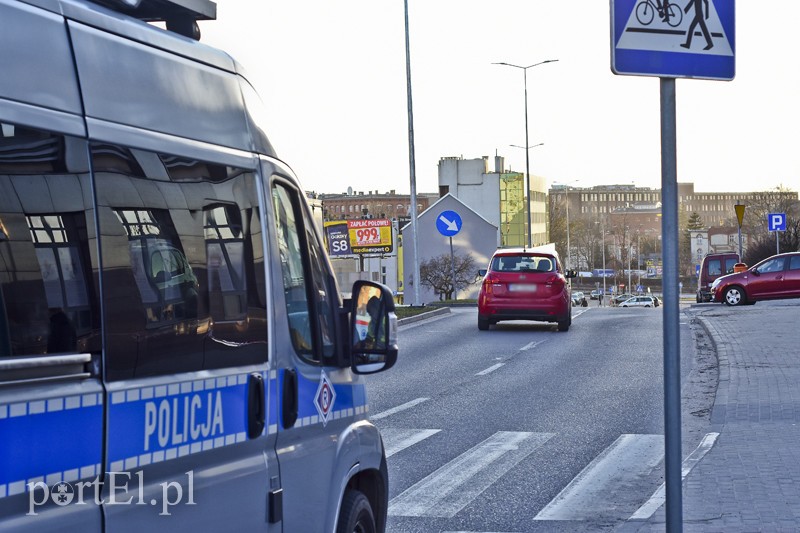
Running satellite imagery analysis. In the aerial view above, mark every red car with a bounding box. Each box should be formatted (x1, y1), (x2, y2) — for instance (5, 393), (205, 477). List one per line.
(477, 248), (576, 331)
(711, 252), (800, 306)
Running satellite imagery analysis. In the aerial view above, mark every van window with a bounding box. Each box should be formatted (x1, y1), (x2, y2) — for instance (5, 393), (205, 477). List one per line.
(271, 181), (336, 363)
(0, 124), (100, 357)
(724, 258), (738, 274)
(707, 259), (722, 276)
(94, 143), (267, 380)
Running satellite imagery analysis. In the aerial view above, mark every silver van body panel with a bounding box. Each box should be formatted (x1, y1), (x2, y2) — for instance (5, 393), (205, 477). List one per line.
(0, 373), (104, 533)
(0, 1), (82, 116)
(70, 22), (252, 152)
(101, 367), (275, 532)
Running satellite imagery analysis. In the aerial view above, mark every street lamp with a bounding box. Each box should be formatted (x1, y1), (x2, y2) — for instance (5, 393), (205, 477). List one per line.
(596, 218), (607, 306)
(554, 180), (579, 271)
(403, 0), (420, 305)
(493, 59), (559, 247)
(602, 220), (607, 305)
(637, 226), (642, 287)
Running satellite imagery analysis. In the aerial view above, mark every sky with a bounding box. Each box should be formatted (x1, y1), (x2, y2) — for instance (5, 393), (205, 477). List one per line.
(199, 1), (800, 197)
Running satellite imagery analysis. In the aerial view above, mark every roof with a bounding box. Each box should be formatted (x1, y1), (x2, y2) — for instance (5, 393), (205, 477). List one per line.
(399, 193), (497, 232)
(493, 243), (560, 260)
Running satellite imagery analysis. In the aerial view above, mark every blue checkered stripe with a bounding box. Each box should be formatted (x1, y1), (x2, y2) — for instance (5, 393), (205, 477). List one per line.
(0, 392), (104, 498)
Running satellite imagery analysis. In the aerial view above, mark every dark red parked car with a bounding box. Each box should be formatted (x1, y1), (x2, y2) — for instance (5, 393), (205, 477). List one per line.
(477, 248), (576, 331)
(711, 252), (800, 306)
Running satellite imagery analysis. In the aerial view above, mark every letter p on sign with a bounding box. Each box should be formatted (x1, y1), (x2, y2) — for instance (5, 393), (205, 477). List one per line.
(769, 213), (786, 232)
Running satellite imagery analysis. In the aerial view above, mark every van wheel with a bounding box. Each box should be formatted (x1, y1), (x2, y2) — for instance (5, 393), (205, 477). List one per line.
(723, 286), (745, 306)
(337, 489), (376, 533)
(478, 315), (490, 330)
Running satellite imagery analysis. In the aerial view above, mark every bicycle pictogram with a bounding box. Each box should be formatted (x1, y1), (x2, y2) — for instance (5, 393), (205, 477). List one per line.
(635, 0), (683, 28)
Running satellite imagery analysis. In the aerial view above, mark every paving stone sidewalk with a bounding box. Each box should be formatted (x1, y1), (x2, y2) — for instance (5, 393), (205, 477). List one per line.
(634, 302), (800, 532)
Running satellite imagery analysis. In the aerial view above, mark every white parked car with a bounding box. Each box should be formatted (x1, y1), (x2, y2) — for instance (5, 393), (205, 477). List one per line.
(620, 296), (657, 308)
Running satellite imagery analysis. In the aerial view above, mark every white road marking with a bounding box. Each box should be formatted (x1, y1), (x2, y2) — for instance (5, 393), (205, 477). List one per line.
(371, 397), (429, 420)
(630, 432), (720, 520)
(520, 341), (542, 351)
(534, 434), (664, 521)
(389, 431), (555, 518)
(399, 313), (452, 330)
(476, 363), (504, 376)
(572, 308), (590, 318)
(380, 428), (441, 458)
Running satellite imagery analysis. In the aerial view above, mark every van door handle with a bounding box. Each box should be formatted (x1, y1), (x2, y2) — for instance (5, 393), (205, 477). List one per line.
(247, 373), (265, 439)
(282, 369), (298, 428)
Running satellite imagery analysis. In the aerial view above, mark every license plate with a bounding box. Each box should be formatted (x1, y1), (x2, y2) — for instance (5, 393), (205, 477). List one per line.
(509, 283), (536, 292)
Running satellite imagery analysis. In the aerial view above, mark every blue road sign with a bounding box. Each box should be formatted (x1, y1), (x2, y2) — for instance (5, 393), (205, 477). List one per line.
(436, 210), (462, 237)
(611, 0), (735, 80)
(768, 213), (787, 232)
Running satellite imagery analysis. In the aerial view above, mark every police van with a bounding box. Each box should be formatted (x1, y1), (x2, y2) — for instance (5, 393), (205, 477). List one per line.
(0, 0), (398, 531)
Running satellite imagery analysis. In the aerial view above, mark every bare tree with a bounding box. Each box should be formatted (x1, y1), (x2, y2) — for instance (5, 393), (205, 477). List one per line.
(419, 253), (478, 301)
(571, 212), (600, 271)
(744, 216), (800, 264)
(740, 186), (799, 241)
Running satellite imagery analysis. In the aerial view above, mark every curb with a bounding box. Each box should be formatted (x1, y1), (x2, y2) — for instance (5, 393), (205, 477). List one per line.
(397, 306), (451, 325)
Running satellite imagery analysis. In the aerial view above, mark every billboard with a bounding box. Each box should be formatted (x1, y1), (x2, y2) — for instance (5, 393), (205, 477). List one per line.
(324, 219), (393, 256)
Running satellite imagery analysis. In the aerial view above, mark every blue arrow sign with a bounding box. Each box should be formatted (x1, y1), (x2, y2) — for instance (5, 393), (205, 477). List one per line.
(436, 210), (462, 237)
(611, 0), (735, 80)
(768, 213), (786, 232)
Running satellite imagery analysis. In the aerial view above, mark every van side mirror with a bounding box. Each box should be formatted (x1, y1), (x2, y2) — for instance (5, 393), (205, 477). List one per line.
(349, 280), (398, 374)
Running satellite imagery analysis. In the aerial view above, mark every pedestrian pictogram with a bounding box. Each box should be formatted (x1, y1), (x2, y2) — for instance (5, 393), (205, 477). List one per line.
(611, 0), (735, 80)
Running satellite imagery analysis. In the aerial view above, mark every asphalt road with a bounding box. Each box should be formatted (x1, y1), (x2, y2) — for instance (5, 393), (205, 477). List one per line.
(366, 305), (702, 532)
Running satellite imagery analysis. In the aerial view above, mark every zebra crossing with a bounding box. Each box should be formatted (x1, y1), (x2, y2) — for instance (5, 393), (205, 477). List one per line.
(381, 426), (718, 528)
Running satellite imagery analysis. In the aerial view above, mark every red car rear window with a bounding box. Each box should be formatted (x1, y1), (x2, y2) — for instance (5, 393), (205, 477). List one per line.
(491, 255), (555, 273)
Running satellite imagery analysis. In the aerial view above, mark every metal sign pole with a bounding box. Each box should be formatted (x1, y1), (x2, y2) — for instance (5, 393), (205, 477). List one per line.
(449, 236), (456, 300)
(404, 0), (420, 306)
(660, 77), (682, 533)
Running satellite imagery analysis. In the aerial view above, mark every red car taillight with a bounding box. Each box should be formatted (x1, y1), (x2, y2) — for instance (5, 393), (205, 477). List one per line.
(483, 273), (502, 294)
(545, 275), (565, 290)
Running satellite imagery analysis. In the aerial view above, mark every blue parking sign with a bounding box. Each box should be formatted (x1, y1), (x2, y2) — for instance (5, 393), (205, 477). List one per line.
(768, 213), (786, 232)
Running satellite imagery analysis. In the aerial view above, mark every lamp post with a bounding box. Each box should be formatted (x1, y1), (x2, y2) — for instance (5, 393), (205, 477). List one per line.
(403, 0), (420, 305)
(628, 242), (633, 294)
(555, 180), (580, 271)
(493, 59), (558, 247)
(602, 220), (607, 305)
(637, 227), (642, 287)
(596, 219), (607, 306)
